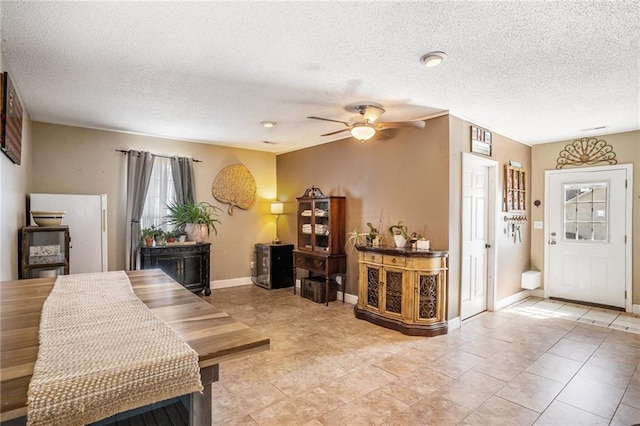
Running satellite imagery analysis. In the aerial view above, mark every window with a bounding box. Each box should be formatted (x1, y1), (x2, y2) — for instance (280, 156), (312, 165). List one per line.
(563, 182), (607, 242)
(140, 157), (176, 232)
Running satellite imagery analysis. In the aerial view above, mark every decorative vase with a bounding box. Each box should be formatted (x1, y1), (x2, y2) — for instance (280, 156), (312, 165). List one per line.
(185, 223), (209, 243)
(393, 235), (407, 248)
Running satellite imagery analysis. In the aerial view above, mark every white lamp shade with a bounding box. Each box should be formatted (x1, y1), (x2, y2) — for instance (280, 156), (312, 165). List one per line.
(350, 124), (376, 141)
(270, 202), (284, 215)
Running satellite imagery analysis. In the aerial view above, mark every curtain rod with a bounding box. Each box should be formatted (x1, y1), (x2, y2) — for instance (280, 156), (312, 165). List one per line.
(116, 149), (202, 163)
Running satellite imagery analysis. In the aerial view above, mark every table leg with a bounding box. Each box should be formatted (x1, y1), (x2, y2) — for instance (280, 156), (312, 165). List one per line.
(190, 365), (218, 426)
(325, 275), (329, 307)
(293, 266), (297, 295)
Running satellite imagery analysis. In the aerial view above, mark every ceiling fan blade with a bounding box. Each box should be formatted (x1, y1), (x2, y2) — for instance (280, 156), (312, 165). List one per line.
(378, 120), (426, 130)
(360, 105), (385, 123)
(321, 128), (351, 137)
(307, 116), (350, 126)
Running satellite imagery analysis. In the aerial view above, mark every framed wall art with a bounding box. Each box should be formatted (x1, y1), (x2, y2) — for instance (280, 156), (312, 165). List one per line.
(1, 72), (23, 165)
(470, 125), (492, 157)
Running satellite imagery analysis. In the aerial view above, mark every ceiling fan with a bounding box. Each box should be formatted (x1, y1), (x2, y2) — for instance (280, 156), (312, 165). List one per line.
(308, 105), (426, 142)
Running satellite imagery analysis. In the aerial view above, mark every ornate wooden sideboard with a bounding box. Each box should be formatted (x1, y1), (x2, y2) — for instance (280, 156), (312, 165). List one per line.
(355, 246), (448, 336)
(140, 243), (211, 295)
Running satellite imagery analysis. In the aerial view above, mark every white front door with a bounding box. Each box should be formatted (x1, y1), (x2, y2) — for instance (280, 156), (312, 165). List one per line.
(546, 166), (631, 310)
(461, 155), (493, 319)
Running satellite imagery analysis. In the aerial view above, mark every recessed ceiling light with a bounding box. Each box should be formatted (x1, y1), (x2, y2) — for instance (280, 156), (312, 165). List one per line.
(261, 121), (277, 128)
(420, 51), (447, 68)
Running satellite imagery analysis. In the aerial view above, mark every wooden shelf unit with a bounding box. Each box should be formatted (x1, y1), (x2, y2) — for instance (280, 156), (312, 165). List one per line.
(293, 186), (346, 306)
(19, 226), (70, 279)
(504, 165), (526, 212)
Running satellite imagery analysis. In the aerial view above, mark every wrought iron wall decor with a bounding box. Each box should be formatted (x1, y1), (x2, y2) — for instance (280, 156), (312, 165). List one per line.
(556, 138), (617, 169)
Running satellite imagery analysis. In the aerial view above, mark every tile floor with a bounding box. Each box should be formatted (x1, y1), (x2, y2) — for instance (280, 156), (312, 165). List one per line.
(203, 288), (640, 425)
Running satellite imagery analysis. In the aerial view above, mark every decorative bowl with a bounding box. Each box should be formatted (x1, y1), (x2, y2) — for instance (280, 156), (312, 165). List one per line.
(31, 211), (66, 226)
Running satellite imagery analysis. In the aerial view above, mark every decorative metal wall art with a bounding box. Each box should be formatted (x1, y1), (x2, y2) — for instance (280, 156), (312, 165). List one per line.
(211, 164), (257, 215)
(556, 138), (617, 169)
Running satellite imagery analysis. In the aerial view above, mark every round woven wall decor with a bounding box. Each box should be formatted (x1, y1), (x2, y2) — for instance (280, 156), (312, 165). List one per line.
(211, 164), (257, 215)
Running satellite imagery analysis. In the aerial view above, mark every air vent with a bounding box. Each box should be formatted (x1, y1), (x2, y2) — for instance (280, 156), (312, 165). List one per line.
(262, 141), (278, 145)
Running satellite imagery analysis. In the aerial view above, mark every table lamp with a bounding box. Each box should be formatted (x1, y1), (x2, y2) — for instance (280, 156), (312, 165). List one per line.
(270, 201), (284, 244)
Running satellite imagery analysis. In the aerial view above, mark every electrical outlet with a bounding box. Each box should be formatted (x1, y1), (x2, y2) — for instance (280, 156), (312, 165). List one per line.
(534, 221), (543, 229)
(336, 275), (342, 284)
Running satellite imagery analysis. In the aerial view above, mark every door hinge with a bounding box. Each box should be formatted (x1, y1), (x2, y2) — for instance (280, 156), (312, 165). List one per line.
(625, 235), (627, 244)
(625, 290), (627, 299)
(625, 179), (627, 188)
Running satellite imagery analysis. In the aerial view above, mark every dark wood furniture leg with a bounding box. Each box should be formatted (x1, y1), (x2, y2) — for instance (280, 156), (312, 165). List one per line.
(189, 365), (218, 426)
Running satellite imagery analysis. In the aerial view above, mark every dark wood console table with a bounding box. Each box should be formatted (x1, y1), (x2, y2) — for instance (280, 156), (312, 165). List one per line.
(140, 243), (211, 295)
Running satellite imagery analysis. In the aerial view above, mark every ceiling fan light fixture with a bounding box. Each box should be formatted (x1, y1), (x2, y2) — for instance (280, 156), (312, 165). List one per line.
(420, 51), (447, 68)
(350, 124), (376, 141)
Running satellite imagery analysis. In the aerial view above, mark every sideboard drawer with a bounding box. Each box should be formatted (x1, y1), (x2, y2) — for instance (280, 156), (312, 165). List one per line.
(360, 252), (382, 264)
(383, 255), (406, 267)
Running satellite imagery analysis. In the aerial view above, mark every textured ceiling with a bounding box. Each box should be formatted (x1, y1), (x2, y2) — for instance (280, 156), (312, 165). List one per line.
(1, 1), (638, 154)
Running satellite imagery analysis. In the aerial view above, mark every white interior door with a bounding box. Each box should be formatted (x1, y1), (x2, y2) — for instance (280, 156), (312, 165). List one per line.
(546, 166), (630, 309)
(462, 155), (492, 319)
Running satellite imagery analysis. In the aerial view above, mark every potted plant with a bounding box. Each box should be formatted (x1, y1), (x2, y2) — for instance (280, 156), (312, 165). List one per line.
(388, 221), (408, 248)
(365, 222), (382, 247)
(166, 200), (222, 243)
(140, 226), (158, 247)
(165, 230), (178, 244)
(155, 228), (167, 246)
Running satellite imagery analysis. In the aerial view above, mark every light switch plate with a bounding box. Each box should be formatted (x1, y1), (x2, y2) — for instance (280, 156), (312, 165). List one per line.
(534, 221), (543, 229)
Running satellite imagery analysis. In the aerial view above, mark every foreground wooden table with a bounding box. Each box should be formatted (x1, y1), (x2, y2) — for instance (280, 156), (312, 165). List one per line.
(0, 269), (270, 424)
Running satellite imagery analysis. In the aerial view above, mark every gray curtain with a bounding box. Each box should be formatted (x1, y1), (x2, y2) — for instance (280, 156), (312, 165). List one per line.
(170, 156), (195, 204)
(125, 151), (155, 270)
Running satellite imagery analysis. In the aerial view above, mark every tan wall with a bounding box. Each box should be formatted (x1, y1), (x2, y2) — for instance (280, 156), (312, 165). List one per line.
(30, 122), (277, 280)
(0, 46), (33, 281)
(277, 115), (451, 303)
(449, 116), (532, 303)
(531, 130), (640, 305)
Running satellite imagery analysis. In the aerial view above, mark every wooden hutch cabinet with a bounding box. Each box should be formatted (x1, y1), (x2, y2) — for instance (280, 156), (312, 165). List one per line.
(293, 186), (346, 305)
(140, 243), (211, 295)
(19, 226), (70, 279)
(355, 246), (448, 336)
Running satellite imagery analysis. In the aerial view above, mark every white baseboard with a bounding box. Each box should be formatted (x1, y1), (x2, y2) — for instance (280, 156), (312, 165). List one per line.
(530, 289), (544, 298)
(340, 292), (357, 305)
(211, 277), (252, 289)
(448, 316), (461, 331)
(495, 289), (531, 310)
(633, 304), (640, 314)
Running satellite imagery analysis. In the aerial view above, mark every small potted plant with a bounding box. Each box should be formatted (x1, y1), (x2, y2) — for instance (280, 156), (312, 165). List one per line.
(165, 230), (178, 244)
(155, 228), (167, 246)
(140, 226), (158, 247)
(365, 222), (381, 247)
(388, 221), (408, 248)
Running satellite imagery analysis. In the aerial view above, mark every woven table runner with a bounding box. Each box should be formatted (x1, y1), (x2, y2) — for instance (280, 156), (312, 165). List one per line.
(27, 271), (203, 426)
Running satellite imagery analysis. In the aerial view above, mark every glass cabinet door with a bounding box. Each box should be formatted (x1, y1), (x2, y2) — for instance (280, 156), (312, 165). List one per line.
(313, 199), (330, 253)
(298, 201), (313, 250)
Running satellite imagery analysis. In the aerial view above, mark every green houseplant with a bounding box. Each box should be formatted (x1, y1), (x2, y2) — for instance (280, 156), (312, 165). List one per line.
(140, 226), (158, 247)
(166, 200), (222, 242)
(388, 221), (408, 248)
